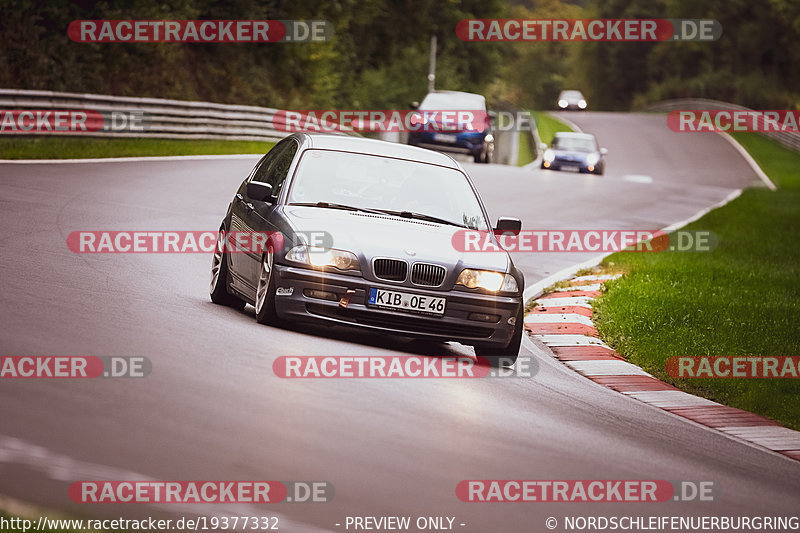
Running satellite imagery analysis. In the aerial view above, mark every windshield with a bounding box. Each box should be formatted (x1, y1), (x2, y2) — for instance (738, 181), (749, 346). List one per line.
(288, 149), (489, 230)
(419, 92), (486, 111)
(560, 91), (584, 100)
(552, 136), (597, 152)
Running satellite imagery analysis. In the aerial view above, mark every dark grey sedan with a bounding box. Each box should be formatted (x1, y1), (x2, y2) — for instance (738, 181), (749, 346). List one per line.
(210, 133), (524, 366)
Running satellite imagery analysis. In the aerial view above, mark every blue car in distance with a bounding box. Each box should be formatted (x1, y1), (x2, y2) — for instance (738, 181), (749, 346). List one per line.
(540, 132), (608, 175)
(407, 90), (494, 164)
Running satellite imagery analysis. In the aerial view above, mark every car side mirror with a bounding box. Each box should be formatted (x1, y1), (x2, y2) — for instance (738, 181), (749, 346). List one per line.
(409, 101), (419, 109)
(247, 181), (274, 202)
(495, 217), (522, 235)
(600, 148), (608, 155)
(539, 142), (548, 151)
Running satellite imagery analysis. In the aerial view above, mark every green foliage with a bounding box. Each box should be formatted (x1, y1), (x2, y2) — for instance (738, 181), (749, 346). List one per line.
(581, 0), (800, 109)
(491, 0), (583, 109)
(1, 0), (797, 116)
(0, 0), (503, 109)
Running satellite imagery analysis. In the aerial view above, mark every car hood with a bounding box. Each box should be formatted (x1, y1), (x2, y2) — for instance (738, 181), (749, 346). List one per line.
(282, 206), (509, 272)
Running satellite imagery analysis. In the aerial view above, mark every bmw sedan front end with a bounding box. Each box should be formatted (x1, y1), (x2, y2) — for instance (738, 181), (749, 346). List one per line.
(211, 133), (524, 366)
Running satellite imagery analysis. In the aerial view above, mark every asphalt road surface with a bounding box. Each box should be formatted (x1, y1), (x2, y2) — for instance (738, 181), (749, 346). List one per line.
(1, 112), (796, 532)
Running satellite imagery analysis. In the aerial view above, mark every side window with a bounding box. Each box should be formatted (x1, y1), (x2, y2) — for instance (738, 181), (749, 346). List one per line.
(264, 140), (298, 197)
(251, 144), (283, 184)
(252, 139), (298, 190)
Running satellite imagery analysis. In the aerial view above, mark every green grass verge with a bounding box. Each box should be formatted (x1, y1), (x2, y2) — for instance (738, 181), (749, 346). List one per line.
(0, 136), (274, 159)
(517, 129), (534, 166)
(516, 111), (574, 166)
(592, 133), (800, 429)
(532, 111), (574, 145)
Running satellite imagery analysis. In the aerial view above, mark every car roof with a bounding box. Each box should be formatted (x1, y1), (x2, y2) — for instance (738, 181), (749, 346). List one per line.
(296, 133), (460, 168)
(554, 131), (596, 140)
(559, 90), (584, 96)
(420, 90), (486, 109)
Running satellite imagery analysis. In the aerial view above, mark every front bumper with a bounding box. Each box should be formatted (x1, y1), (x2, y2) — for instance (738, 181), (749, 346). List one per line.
(271, 264), (520, 348)
(543, 157), (599, 173)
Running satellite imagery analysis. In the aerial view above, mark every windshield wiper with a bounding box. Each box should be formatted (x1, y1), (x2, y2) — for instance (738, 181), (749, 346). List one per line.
(290, 203), (472, 228)
(377, 209), (469, 229)
(289, 202), (385, 215)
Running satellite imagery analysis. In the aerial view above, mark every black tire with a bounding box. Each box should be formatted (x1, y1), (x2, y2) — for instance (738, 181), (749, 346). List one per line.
(210, 226), (246, 309)
(474, 306), (523, 367)
(255, 244), (281, 325)
(473, 151), (483, 163)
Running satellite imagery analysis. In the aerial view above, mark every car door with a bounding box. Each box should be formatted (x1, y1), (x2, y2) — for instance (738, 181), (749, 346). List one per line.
(228, 152), (272, 292)
(241, 138), (300, 285)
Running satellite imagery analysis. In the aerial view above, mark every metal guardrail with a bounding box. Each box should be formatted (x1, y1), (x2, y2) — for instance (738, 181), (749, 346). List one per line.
(0, 88), (358, 142)
(647, 98), (800, 153)
(0, 88), (532, 165)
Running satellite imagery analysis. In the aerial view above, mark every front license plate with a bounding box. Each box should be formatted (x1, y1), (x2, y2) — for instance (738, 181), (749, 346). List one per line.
(433, 133), (457, 143)
(368, 288), (446, 317)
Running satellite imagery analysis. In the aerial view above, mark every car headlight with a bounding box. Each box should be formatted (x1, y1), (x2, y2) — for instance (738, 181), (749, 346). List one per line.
(286, 245), (359, 271)
(544, 149), (555, 162)
(578, 99), (587, 109)
(586, 152), (600, 165)
(484, 133), (494, 143)
(558, 99), (568, 108)
(456, 269), (518, 292)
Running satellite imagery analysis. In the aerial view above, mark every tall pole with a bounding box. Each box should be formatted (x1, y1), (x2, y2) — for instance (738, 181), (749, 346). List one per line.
(427, 32), (437, 93)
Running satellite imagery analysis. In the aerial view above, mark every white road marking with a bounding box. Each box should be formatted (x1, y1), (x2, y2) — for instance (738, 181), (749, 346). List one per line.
(553, 114), (583, 133)
(535, 297), (593, 308)
(622, 174), (654, 183)
(565, 360), (651, 376)
(660, 188), (742, 233)
(555, 283), (601, 291)
(534, 334), (607, 347)
(624, 390), (720, 408)
(572, 274), (621, 282)
(715, 427), (800, 451)
(718, 132), (777, 190)
(524, 313), (594, 326)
